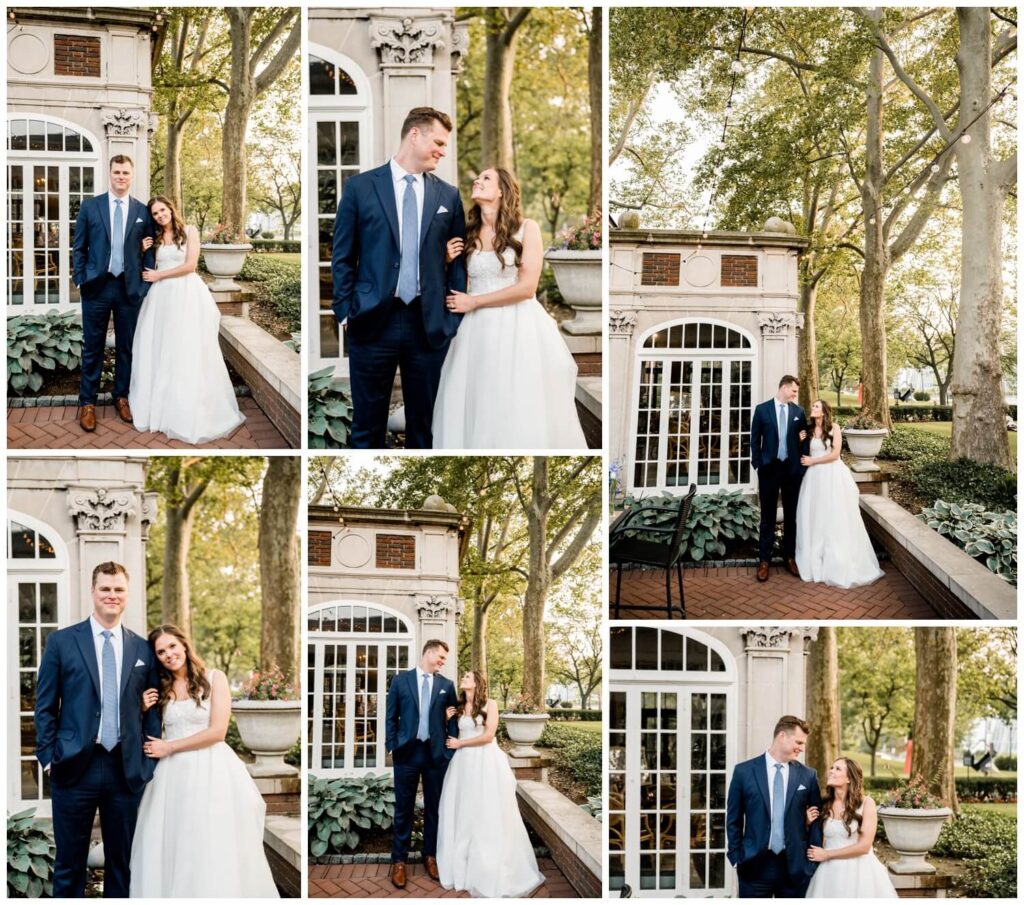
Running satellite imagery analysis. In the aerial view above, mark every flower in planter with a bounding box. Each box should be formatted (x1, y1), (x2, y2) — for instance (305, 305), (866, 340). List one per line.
(881, 775), (945, 809)
(556, 212), (602, 250)
(844, 410), (886, 430)
(237, 665), (298, 701)
(205, 223), (246, 245)
(507, 694), (546, 714)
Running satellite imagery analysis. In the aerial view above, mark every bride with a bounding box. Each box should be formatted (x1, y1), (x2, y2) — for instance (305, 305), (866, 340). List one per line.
(436, 671), (544, 898)
(129, 625), (278, 897)
(805, 757), (897, 898)
(432, 168), (586, 449)
(794, 399), (884, 588)
(129, 197), (244, 444)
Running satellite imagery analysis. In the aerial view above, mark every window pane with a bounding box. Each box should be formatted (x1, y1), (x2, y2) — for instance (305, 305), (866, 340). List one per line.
(309, 57), (336, 95)
(316, 121), (336, 165)
(339, 122), (359, 165)
(339, 68), (357, 95)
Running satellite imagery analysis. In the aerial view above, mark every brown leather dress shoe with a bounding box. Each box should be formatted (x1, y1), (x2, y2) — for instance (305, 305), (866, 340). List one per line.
(390, 862), (407, 889)
(79, 404), (97, 432)
(424, 855), (440, 881)
(786, 558), (800, 577)
(756, 561), (770, 582)
(114, 397), (133, 424)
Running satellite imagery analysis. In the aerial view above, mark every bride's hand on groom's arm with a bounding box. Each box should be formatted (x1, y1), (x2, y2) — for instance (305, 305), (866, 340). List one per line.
(805, 806), (819, 826)
(142, 268), (161, 283)
(807, 845), (829, 862)
(141, 688), (159, 712)
(445, 238), (465, 264)
(143, 735), (174, 759)
(445, 706), (458, 720)
(800, 455), (814, 467)
(445, 736), (461, 750)
(141, 237), (154, 252)
(446, 291), (476, 314)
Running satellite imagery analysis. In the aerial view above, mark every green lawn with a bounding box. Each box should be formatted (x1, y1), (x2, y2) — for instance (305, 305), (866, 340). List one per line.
(902, 422), (1017, 461)
(841, 749), (1017, 781)
(962, 802), (1017, 816)
(558, 719), (602, 733)
(264, 252), (300, 265)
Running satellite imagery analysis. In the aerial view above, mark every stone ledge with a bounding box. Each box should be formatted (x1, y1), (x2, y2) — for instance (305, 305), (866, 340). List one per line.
(860, 494), (1016, 620)
(218, 317), (300, 448)
(265, 814), (301, 897)
(576, 376), (602, 450)
(890, 867), (954, 898)
(516, 779), (601, 898)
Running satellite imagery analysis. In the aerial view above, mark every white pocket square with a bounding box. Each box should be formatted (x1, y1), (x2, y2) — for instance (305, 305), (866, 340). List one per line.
(134, 659), (146, 667)
(135, 217), (144, 223)
(440, 689), (447, 695)
(798, 784), (807, 790)
(437, 205), (449, 214)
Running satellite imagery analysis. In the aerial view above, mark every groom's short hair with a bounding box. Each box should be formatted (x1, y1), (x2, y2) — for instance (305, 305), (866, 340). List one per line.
(109, 154), (134, 170)
(773, 715), (809, 737)
(422, 639), (449, 655)
(92, 561), (129, 586)
(778, 375), (800, 388)
(401, 107), (452, 138)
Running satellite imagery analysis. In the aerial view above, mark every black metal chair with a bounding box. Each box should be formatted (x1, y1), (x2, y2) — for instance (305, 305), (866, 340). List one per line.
(609, 484), (697, 619)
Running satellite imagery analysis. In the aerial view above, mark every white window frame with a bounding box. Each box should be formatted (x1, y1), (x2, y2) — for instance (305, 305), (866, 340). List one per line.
(629, 319), (758, 496)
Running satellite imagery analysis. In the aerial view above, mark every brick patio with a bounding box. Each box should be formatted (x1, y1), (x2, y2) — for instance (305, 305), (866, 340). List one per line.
(7, 398), (288, 449)
(608, 561), (940, 620)
(307, 857), (577, 898)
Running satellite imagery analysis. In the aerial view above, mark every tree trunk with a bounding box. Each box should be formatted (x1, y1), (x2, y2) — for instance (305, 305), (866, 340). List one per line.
(587, 7), (602, 216)
(164, 112), (187, 213)
(949, 8), (1013, 467)
(797, 277), (820, 411)
(911, 627), (958, 812)
(161, 506), (193, 638)
(470, 596), (489, 673)
(521, 459), (549, 708)
(805, 627), (840, 783)
(222, 9), (256, 237)
(859, 33), (892, 427)
(259, 457), (300, 684)
(480, 9), (529, 170)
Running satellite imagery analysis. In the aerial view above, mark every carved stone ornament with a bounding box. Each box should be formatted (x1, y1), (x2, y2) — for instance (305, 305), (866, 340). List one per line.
(609, 309), (638, 336)
(757, 310), (801, 335)
(102, 108), (146, 138)
(740, 627), (800, 650)
(67, 487), (136, 532)
(415, 595), (456, 620)
(450, 22), (469, 73)
(139, 493), (159, 542)
(369, 17), (446, 65)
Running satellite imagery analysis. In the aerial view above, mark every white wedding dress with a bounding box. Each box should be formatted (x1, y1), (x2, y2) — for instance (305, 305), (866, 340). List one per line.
(436, 715), (545, 898)
(805, 815), (898, 898)
(129, 242), (244, 443)
(128, 691), (279, 898)
(795, 437), (884, 588)
(432, 229), (587, 449)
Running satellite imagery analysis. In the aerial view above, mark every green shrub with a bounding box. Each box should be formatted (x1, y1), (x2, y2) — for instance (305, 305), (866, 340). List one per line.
(249, 239), (301, 254)
(913, 390), (931, 402)
(961, 848), (1017, 898)
(864, 775), (1017, 802)
(994, 754), (1017, 771)
(7, 808), (56, 897)
(930, 810), (1016, 860)
(308, 366), (353, 448)
(537, 722), (602, 797)
(307, 773), (396, 859)
(239, 254), (300, 331)
(547, 708), (602, 722)
(909, 458), (1017, 510)
(920, 500), (1017, 584)
(877, 426), (950, 462)
(619, 489), (759, 562)
(7, 310), (83, 395)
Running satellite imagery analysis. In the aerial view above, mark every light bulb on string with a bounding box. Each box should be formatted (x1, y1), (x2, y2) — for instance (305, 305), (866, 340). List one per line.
(730, 60), (744, 74)
(960, 133), (972, 144)
(930, 164), (940, 173)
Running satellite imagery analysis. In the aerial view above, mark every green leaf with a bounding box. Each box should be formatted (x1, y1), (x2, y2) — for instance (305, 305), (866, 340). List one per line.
(310, 838), (327, 858)
(29, 856), (49, 878)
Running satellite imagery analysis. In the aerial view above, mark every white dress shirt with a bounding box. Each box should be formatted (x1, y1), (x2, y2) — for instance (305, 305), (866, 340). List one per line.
(90, 614), (124, 742)
(389, 158), (424, 251)
(765, 750), (790, 812)
(108, 192), (129, 249)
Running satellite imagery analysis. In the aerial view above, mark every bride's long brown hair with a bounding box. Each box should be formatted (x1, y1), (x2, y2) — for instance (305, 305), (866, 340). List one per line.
(820, 756), (865, 836)
(457, 670), (489, 723)
(147, 623), (211, 710)
(464, 168), (523, 270)
(811, 399), (835, 448)
(147, 195), (188, 250)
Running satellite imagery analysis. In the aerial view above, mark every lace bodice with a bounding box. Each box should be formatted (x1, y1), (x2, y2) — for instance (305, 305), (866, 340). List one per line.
(457, 714), (486, 740)
(822, 816), (860, 850)
(810, 437), (828, 455)
(466, 228), (525, 296)
(162, 696), (211, 741)
(155, 242), (187, 271)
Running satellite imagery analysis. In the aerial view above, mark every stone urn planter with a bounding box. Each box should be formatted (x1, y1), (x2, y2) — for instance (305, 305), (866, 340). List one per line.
(201, 243), (253, 292)
(231, 698), (300, 776)
(877, 806), (952, 874)
(501, 712), (550, 758)
(545, 249), (601, 335)
(844, 427), (889, 473)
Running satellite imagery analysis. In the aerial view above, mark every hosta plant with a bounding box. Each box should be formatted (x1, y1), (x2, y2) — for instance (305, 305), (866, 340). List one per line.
(7, 808), (56, 898)
(308, 773), (396, 858)
(308, 366), (353, 449)
(7, 310), (83, 395)
(920, 499), (1017, 585)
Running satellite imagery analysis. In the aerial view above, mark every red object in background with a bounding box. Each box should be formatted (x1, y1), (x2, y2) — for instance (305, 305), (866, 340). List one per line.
(904, 739), (913, 775)
(857, 384), (863, 406)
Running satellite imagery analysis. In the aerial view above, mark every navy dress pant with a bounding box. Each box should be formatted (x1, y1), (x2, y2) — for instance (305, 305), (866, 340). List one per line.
(78, 274), (141, 405)
(390, 739), (449, 862)
(756, 459), (803, 562)
(736, 849), (812, 898)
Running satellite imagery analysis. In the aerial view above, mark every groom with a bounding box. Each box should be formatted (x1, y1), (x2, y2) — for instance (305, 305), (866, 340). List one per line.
(34, 562), (160, 897)
(726, 715), (823, 897)
(384, 639), (459, 889)
(332, 106), (467, 449)
(71, 155), (155, 433)
(750, 375), (808, 582)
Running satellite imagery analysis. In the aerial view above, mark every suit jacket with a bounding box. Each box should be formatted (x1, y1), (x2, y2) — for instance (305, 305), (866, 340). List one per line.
(35, 618), (161, 793)
(726, 755), (823, 879)
(72, 193), (155, 302)
(385, 668), (459, 764)
(750, 398), (808, 474)
(331, 162), (467, 349)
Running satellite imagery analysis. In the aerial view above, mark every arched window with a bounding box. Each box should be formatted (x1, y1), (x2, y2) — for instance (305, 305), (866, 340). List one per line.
(7, 116), (99, 312)
(306, 600), (412, 775)
(632, 319), (756, 493)
(7, 512), (70, 814)
(306, 48), (372, 378)
(608, 626), (736, 896)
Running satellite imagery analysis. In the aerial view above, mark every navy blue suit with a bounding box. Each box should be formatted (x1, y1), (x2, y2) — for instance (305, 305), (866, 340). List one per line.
(35, 619), (160, 897)
(71, 193), (155, 405)
(750, 398), (809, 562)
(385, 669), (459, 862)
(332, 162), (467, 448)
(726, 755), (823, 897)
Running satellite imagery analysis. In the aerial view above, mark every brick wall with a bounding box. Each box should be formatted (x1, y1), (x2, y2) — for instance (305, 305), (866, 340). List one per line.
(308, 530), (332, 566)
(54, 35), (101, 78)
(218, 335), (300, 448)
(640, 252), (680, 286)
(375, 534), (414, 569)
(721, 254), (758, 287)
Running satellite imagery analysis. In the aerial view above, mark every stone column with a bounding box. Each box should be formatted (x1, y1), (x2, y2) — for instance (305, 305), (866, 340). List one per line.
(102, 108), (150, 196)
(608, 309), (638, 475)
(757, 310), (803, 391)
(414, 594), (461, 682)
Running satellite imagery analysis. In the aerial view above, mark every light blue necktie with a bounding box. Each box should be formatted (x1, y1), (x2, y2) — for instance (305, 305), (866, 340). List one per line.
(417, 674), (431, 741)
(110, 199), (124, 277)
(777, 404), (787, 461)
(397, 174), (419, 303)
(770, 763), (785, 853)
(100, 630), (118, 750)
